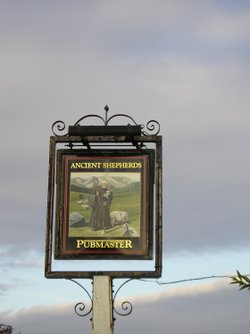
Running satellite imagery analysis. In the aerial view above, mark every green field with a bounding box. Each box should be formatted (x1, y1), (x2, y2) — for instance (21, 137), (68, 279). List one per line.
(68, 189), (141, 237)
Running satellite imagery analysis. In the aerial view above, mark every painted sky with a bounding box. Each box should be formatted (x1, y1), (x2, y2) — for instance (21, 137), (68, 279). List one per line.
(0, 1), (250, 333)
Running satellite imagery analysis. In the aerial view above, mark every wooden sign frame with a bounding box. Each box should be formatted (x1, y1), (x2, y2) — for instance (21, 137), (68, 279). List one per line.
(45, 134), (162, 279)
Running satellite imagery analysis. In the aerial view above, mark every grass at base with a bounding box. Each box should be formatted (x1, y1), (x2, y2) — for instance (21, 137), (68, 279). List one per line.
(69, 190), (141, 237)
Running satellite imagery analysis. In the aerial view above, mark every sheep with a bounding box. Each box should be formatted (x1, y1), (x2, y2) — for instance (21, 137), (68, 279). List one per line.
(110, 211), (128, 226)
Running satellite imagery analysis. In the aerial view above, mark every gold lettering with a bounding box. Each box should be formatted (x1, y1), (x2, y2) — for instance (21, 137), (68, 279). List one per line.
(125, 240), (133, 248)
(102, 162), (142, 169)
(70, 162), (101, 169)
(76, 239), (133, 249)
(76, 240), (84, 248)
(71, 161), (142, 169)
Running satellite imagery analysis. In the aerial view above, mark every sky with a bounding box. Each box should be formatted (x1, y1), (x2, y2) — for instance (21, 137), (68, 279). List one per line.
(0, 0), (250, 333)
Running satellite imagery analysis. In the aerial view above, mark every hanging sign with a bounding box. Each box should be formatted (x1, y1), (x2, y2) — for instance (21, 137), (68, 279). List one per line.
(54, 150), (154, 260)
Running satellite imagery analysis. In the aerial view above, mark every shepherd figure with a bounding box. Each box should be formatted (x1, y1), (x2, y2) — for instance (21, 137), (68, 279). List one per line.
(89, 180), (113, 230)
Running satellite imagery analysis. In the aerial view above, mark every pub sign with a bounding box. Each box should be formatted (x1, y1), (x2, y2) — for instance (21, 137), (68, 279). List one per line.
(55, 150), (154, 260)
(45, 111), (162, 279)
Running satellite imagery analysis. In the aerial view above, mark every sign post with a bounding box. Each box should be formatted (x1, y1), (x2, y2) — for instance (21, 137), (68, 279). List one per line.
(92, 276), (113, 334)
(45, 107), (163, 331)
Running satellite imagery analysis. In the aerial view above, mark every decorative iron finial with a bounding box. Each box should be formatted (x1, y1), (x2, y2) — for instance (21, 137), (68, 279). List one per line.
(104, 105), (109, 125)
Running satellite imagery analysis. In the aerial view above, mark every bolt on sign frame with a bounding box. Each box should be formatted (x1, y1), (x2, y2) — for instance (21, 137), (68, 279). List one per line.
(45, 113), (162, 279)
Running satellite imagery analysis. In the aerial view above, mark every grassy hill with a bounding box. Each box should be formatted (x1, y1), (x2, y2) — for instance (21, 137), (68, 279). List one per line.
(68, 188), (141, 237)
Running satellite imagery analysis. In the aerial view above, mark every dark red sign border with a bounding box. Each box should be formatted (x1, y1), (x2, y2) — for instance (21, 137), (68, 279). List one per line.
(54, 150), (154, 260)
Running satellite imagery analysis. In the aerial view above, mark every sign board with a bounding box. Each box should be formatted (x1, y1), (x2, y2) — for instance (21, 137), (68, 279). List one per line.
(45, 115), (162, 279)
(54, 150), (154, 260)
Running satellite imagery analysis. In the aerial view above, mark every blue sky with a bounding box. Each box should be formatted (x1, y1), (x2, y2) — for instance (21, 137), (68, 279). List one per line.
(0, 1), (250, 333)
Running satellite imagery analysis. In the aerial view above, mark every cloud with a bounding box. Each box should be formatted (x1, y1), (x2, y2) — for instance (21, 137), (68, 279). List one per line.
(1, 303), (91, 334)
(0, 283), (12, 297)
(116, 281), (250, 334)
(0, 247), (42, 271)
(1, 281), (249, 334)
(200, 7), (250, 44)
(1, 5), (249, 332)
(0, 0), (249, 261)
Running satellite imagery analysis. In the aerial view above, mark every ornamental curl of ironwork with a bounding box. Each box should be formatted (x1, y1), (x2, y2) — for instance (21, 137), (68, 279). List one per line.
(113, 279), (133, 317)
(141, 120), (160, 136)
(74, 301), (92, 317)
(51, 120), (67, 136)
(68, 279), (93, 317)
(51, 105), (160, 136)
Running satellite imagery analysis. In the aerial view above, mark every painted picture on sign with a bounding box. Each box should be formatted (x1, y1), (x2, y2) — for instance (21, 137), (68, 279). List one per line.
(69, 172), (140, 238)
(54, 150), (154, 260)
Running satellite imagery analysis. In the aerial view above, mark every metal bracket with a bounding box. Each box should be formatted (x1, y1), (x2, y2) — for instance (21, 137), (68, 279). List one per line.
(68, 278), (134, 322)
(51, 105), (160, 142)
(68, 279), (93, 318)
(112, 279), (134, 320)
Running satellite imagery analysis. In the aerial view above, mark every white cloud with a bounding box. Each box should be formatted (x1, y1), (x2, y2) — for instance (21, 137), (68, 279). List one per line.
(0, 3), (249, 326)
(1, 302), (91, 334)
(0, 0), (249, 256)
(200, 9), (250, 44)
(130, 280), (225, 303)
(1, 281), (249, 334)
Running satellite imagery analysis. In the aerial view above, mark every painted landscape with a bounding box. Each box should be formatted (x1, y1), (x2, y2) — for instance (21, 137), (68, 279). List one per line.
(68, 173), (141, 237)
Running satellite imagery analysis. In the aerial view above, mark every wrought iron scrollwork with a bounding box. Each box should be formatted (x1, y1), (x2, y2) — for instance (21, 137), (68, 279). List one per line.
(141, 120), (160, 136)
(51, 120), (68, 136)
(68, 279), (93, 317)
(51, 105), (160, 136)
(73, 114), (107, 127)
(74, 301), (92, 317)
(107, 113), (138, 127)
(113, 279), (133, 317)
(73, 107), (139, 128)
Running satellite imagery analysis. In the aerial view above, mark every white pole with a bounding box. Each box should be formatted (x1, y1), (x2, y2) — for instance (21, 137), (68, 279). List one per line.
(92, 275), (114, 334)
